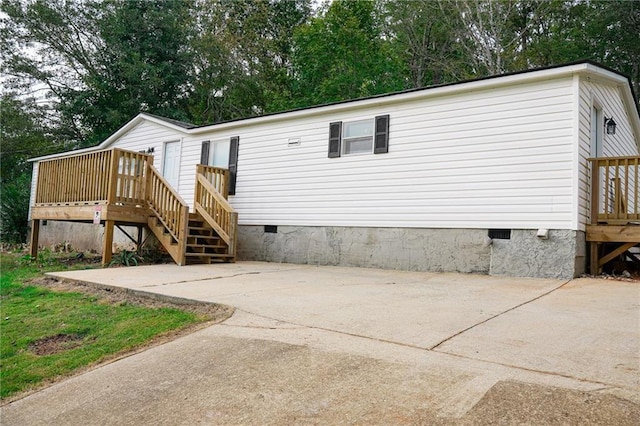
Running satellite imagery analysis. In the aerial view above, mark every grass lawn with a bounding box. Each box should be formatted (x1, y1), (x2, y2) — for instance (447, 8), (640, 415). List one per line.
(0, 251), (216, 400)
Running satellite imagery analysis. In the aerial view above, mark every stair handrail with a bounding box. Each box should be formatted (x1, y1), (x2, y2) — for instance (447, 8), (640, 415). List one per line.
(194, 172), (238, 257)
(146, 163), (189, 263)
(197, 165), (230, 199)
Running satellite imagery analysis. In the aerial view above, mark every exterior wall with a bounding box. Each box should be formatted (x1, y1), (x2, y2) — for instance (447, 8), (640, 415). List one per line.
(165, 77), (577, 230)
(577, 78), (639, 230)
(237, 225), (582, 279)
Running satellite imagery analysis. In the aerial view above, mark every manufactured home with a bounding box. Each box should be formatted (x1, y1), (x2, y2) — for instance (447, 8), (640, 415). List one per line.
(29, 61), (640, 279)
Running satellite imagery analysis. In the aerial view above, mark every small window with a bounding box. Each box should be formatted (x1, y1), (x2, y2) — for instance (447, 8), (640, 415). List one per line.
(343, 119), (374, 155)
(264, 225), (278, 233)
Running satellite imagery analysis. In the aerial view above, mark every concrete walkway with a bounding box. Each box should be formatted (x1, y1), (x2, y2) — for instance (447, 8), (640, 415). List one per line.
(2, 262), (639, 424)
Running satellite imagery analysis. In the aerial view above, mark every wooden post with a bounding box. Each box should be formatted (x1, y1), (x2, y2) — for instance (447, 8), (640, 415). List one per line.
(29, 220), (40, 259)
(590, 242), (599, 275)
(590, 158), (600, 225)
(102, 220), (115, 266)
(106, 149), (120, 204)
(136, 225), (144, 254)
(229, 212), (238, 262)
(177, 205), (189, 266)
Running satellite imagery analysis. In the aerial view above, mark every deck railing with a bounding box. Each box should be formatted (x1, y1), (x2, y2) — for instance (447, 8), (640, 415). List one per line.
(197, 165), (229, 199)
(194, 170), (237, 256)
(590, 156), (640, 225)
(35, 148), (153, 206)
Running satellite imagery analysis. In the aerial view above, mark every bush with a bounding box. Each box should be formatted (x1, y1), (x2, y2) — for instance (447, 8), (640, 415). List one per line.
(0, 173), (31, 244)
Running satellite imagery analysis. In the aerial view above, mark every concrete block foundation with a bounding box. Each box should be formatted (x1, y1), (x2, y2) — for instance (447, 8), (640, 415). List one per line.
(238, 225), (585, 279)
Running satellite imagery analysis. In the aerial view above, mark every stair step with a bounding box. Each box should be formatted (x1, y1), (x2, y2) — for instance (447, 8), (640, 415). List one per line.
(185, 253), (234, 258)
(187, 244), (226, 249)
(187, 235), (221, 242)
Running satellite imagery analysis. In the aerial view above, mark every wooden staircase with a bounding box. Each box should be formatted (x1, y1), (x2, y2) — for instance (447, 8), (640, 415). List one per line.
(29, 148), (238, 267)
(185, 213), (234, 264)
(146, 164), (237, 266)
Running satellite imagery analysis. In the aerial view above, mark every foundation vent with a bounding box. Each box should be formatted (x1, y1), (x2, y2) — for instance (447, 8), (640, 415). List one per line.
(488, 229), (511, 240)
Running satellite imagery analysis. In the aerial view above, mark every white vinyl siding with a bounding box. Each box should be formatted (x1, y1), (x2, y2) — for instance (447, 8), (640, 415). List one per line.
(111, 121), (184, 170)
(576, 78), (640, 230)
(224, 77), (576, 230)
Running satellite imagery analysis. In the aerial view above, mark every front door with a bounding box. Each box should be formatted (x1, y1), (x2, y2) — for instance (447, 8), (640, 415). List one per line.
(163, 141), (181, 190)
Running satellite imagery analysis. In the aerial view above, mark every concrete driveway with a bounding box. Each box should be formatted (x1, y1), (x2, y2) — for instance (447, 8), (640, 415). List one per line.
(1, 262), (639, 425)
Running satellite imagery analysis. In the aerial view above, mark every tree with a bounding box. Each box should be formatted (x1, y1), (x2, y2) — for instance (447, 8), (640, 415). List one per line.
(291, 0), (404, 107)
(189, 0), (312, 123)
(382, 0), (472, 88)
(1, 0), (196, 146)
(0, 95), (60, 243)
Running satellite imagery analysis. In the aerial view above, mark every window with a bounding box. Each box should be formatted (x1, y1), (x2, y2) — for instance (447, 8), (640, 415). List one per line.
(343, 119), (374, 154)
(209, 140), (231, 167)
(200, 137), (239, 195)
(200, 140), (230, 167)
(328, 115), (389, 158)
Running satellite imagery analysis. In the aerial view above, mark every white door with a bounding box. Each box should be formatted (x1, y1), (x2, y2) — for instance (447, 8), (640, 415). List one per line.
(163, 141), (181, 190)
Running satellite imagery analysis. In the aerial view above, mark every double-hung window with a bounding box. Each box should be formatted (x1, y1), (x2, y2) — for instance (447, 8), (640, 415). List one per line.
(343, 119), (375, 155)
(328, 114), (389, 158)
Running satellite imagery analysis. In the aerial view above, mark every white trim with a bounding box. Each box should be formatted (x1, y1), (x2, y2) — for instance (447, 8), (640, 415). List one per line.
(570, 74), (581, 231)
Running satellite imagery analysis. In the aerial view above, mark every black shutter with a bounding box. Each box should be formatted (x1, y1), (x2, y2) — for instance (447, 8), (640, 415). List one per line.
(200, 140), (210, 165)
(328, 121), (342, 158)
(374, 115), (390, 154)
(228, 136), (239, 195)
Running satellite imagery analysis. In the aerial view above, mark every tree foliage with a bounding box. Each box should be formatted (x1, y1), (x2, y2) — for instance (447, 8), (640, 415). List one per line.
(290, 0), (404, 106)
(0, 95), (58, 243)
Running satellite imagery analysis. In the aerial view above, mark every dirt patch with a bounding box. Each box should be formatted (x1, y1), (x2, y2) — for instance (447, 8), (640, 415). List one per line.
(30, 276), (234, 320)
(29, 334), (86, 356)
(457, 380), (640, 426)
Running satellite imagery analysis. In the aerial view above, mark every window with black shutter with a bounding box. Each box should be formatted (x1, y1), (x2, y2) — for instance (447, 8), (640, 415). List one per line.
(328, 122), (342, 158)
(200, 140), (210, 165)
(228, 136), (239, 195)
(374, 115), (389, 154)
(328, 115), (389, 157)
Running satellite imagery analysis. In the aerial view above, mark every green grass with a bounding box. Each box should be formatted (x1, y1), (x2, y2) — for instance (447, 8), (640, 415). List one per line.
(0, 252), (201, 399)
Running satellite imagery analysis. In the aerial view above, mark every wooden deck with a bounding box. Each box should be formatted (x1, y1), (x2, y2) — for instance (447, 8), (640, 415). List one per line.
(587, 156), (640, 274)
(30, 148), (237, 266)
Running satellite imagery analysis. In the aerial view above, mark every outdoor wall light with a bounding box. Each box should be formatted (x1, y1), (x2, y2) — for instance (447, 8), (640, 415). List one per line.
(604, 116), (617, 135)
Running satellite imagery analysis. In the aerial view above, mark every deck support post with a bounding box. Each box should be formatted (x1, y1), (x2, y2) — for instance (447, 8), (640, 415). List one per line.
(29, 219), (40, 260)
(589, 242), (600, 275)
(136, 225), (144, 254)
(102, 220), (115, 266)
